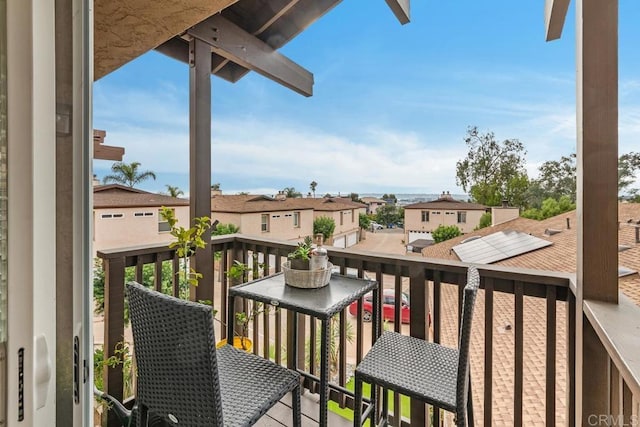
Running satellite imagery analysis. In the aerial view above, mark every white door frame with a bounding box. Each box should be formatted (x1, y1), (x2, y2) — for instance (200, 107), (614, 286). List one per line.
(6, 0), (57, 425)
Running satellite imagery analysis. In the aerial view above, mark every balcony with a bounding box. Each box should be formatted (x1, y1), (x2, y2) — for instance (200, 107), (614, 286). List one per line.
(97, 234), (640, 426)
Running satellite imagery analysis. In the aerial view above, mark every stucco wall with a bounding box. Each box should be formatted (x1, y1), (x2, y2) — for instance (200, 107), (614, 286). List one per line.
(212, 209), (314, 241)
(405, 208), (485, 237)
(93, 205), (190, 254)
(491, 207), (520, 226)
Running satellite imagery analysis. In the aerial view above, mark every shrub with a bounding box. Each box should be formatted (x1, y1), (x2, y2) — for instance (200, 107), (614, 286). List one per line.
(432, 225), (462, 243)
(313, 216), (336, 241)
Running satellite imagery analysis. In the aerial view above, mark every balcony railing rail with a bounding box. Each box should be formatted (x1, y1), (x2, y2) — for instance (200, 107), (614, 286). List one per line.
(96, 234), (640, 426)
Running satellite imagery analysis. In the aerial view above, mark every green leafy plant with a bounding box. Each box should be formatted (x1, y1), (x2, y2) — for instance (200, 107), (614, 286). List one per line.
(160, 206), (212, 286)
(288, 236), (314, 261)
(223, 255), (270, 350)
(432, 224), (462, 243)
(313, 216), (336, 242)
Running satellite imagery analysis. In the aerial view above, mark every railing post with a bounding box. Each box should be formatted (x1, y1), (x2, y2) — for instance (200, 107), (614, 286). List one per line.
(102, 256), (126, 427)
(576, 0), (619, 423)
(409, 264), (427, 425)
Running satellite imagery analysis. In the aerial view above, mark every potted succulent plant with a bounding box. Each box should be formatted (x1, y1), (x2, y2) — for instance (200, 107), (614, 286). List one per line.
(287, 236), (314, 270)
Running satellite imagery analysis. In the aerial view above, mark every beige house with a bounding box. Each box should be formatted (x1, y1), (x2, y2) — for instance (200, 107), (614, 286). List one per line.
(93, 184), (190, 254)
(211, 194), (366, 248)
(404, 192), (487, 245)
(361, 197), (387, 215)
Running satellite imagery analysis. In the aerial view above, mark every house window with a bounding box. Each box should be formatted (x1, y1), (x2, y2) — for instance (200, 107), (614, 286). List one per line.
(158, 208), (172, 232)
(261, 214), (269, 232)
(457, 211), (467, 223)
(293, 211), (300, 227)
(421, 211), (429, 222)
(340, 211), (344, 226)
(101, 213), (124, 219)
(134, 212), (154, 217)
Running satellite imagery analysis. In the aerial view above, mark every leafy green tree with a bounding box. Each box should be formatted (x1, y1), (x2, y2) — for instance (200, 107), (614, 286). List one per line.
(375, 204), (402, 226)
(212, 223), (240, 235)
(349, 192), (363, 203)
(521, 196), (575, 220)
(359, 213), (371, 230)
(310, 181), (318, 198)
(381, 194), (397, 204)
(163, 184), (184, 198)
(211, 183), (221, 191)
(531, 154), (576, 206)
(102, 161), (156, 187)
(455, 127), (528, 206)
(313, 216), (336, 241)
(283, 187), (302, 198)
(619, 152), (640, 197)
(432, 225), (462, 243)
(476, 212), (492, 230)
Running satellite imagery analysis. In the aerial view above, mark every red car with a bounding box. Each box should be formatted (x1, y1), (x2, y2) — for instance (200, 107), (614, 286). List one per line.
(348, 289), (411, 324)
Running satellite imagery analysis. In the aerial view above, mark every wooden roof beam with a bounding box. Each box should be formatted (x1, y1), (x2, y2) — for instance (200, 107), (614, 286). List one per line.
(187, 14), (313, 97)
(385, 0), (410, 25)
(545, 0), (571, 41)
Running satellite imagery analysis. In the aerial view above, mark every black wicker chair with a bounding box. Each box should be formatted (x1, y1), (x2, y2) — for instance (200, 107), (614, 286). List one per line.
(353, 266), (480, 427)
(126, 281), (301, 426)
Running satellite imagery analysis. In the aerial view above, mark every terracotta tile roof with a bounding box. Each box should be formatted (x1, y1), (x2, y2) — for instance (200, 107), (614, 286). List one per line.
(210, 195), (365, 213)
(404, 196), (487, 211)
(93, 184), (189, 208)
(422, 203), (640, 305)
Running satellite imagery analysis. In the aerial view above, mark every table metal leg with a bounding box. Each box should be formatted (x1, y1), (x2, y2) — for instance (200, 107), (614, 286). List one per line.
(319, 318), (330, 427)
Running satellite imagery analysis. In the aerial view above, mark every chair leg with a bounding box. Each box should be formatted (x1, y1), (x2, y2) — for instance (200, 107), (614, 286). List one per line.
(467, 380), (474, 427)
(380, 387), (388, 426)
(292, 384), (301, 427)
(369, 381), (378, 427)
(354, 375), (363, 426)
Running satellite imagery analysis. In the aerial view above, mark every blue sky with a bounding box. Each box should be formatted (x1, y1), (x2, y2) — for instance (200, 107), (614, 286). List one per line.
(94, 1), (640, 197)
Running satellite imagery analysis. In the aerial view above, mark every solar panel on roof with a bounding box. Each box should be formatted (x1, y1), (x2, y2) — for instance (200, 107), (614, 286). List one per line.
(452, 230), (552, 264)
(618, 266), (637, 277)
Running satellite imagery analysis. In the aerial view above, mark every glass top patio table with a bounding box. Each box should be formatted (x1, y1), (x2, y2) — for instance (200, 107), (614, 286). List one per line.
(227, 272), (379, 427)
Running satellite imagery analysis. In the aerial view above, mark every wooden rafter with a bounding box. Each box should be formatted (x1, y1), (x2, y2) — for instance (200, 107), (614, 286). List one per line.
(545, 0), (571, 41)
(187, 15), (313, 97)
(385, 0), (410, 25)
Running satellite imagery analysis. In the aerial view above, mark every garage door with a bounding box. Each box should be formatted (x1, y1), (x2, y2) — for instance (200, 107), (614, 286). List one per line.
(333, 235), (346, 248)
(408, 231), (433, 243)
(346, 232), (358, 247)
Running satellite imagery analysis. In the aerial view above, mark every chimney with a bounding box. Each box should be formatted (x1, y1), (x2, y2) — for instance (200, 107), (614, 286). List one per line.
(501, 199), (509, 208)
(211, 189), (222, 197)
(566, 218), (571, 229)
(275, 190), (286, 201)
(92, 174), (100, 186)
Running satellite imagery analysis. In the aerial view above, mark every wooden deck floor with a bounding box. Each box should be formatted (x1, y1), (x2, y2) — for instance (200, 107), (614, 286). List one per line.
(256, 392), (352, 426)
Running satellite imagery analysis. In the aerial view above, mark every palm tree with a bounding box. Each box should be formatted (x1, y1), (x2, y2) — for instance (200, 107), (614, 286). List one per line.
(164, 185), (184, 198)
(283, 187), (302, 198)
(102, 161), (156, 187)
(310, 181), (317, 198)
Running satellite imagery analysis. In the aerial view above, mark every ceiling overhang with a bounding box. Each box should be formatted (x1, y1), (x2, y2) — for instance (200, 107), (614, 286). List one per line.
(94, 0), (239, 79)
(95, 0), (411, 95)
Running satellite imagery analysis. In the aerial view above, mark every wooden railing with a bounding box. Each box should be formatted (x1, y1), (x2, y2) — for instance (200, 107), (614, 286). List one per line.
(98, 234), (584, 426)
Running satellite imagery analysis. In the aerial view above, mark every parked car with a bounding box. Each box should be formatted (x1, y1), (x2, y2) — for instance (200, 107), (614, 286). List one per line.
(370, 222), (384, 230)
(348, 289), (411, 323)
